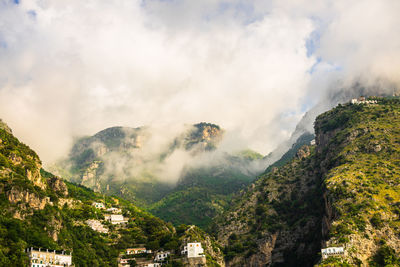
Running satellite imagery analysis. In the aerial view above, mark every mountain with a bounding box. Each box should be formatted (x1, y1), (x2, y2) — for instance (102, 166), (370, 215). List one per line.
(53, 122), (265, 228)
(213, 97), (400, 266)
(0, 120), (224, 266)
(52, 123), (226, 206)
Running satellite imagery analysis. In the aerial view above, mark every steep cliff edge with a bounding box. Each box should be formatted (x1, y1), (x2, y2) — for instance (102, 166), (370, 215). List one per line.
(215, 97), (400, 266)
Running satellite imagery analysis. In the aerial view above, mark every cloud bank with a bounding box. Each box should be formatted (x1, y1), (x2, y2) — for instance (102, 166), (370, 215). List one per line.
(0, 0), (399, 164)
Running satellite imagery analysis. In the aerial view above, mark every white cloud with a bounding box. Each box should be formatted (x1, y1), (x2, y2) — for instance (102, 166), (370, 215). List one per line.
(0, 0), (399, 164)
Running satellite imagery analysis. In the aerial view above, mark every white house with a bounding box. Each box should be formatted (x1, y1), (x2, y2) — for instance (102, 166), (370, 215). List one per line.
(92, 202), (105, 209)
(108, 214), (128, 225)
(187, 243), (205, 258)
(321, 247), (345, 259)
(154, 251), (171, 262)
(27, 247), (72, 267)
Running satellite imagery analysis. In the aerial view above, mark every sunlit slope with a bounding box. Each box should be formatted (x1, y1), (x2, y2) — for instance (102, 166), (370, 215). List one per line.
(214, 97), (400, 266)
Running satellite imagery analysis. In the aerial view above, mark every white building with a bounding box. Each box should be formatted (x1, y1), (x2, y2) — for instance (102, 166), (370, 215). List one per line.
(154, 251), (171, 262)
(108, 214), (128, 225)
(126, 248), (152, 254)
(27, 247), (72, 267)
(92, 202), (105, 209)
(351, 97), (378, 105)
(86, 219), (109, 233)
(106, 207), (122, 214)
(186, 243), (205, 258)
(321, 247), (345, 259)
(310, 139), (316, 145)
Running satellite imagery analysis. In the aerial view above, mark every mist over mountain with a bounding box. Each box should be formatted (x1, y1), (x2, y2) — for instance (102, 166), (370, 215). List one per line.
(51, 122), (266, 218)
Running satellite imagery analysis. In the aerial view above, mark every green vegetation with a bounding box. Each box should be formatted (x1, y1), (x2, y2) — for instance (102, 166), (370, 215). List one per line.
(369, 245), (400, 266)
(150, 153), (260, 229)
(214, 145), (323, 266)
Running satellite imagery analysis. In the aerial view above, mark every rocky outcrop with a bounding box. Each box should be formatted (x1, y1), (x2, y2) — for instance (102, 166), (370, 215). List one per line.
(81, 161), (101, 191)
(296, 145), (310, 159)
(7, 187), (51, 211)
(47, 176), (68, 196)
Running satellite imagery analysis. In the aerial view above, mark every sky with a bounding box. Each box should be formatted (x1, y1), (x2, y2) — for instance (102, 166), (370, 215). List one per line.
(0, 0), (400, 164)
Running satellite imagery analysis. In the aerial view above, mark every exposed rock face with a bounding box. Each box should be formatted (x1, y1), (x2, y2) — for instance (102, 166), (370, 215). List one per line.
(296, 145), (310, 159)
(183, 123), (224, 152)
(47, 176), (68, 196)
(26, 167), (47, 190)
(7, 187), (51, 212)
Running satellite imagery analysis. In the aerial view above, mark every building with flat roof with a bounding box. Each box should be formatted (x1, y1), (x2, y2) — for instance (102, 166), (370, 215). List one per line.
(321, 246), (345, 259)
(108, 214), (128, 225)
(187, 242), (205, 258)
(27, 247), (72, 267)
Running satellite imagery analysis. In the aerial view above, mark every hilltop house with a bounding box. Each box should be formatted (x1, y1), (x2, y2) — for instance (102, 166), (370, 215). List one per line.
(27, 247), (72, 267)
(86, 219), (109, 233)
(92, 202), (105, 209)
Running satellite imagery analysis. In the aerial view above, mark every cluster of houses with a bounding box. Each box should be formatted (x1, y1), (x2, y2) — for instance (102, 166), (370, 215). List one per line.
(27, 247), (73, 267)
(118, 242), (205, 267)
(350, 97), (378, 105)
(86, 202), (129, 233)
